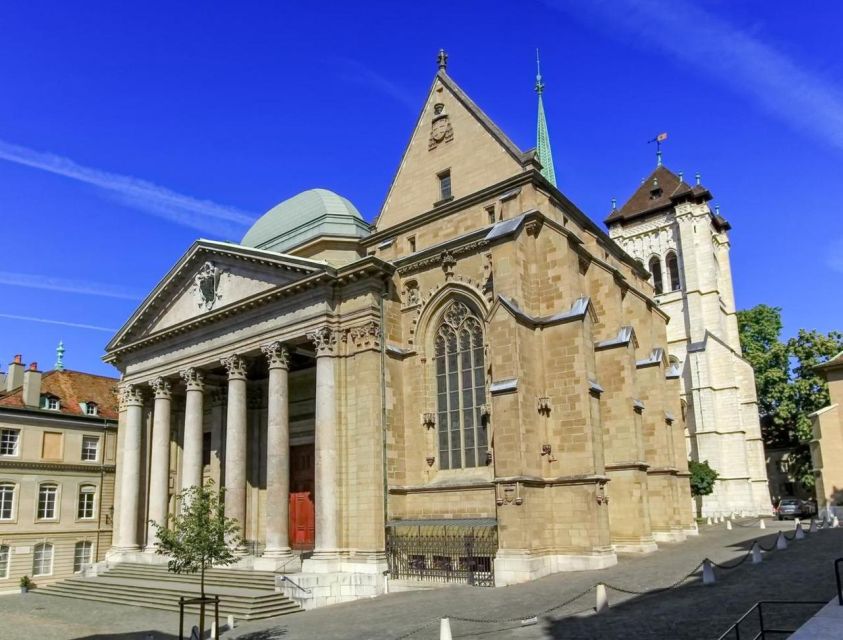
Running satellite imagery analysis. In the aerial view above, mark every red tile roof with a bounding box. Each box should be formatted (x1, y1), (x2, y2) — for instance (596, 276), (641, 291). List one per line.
(0, 369), (119, 420)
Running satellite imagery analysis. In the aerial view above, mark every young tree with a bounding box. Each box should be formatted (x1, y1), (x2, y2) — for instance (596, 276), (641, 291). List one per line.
(148, 481), (241, 636)
(689, 460), (719, 498)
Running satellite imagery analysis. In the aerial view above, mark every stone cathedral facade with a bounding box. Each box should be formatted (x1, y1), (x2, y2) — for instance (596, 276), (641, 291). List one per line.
(606, 167), (771, 517)
(104, 54), (696, 607)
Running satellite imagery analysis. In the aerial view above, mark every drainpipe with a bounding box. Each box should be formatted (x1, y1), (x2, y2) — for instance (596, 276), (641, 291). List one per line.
(379, 285), (389, 547)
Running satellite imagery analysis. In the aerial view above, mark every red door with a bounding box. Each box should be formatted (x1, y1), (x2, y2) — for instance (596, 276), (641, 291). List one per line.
(289, 445), (315, 550)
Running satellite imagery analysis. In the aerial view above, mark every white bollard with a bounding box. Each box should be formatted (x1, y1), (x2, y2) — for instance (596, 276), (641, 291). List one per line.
(751, 542), (762, 564)
(210, 622), (217, 639)
(715, 515), (721, 524)
(776, 531), (788, 550)
(440, 618), (453, 640)
(726, 519), (733, 531)
(795, 522), (806, 540)
(759, 519), (766, 529)
(702, 559), (716, 585)
(227, 614), (235, 630)
(795, 518), (801, 528)
(833, 515), (840, 529)
(707, 516), (713, 525)
(810, 519), (818, 534)
(596, 584), (609, 614)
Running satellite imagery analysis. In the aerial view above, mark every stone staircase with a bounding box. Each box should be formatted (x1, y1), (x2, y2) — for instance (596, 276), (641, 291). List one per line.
(38, 563), (302, 621)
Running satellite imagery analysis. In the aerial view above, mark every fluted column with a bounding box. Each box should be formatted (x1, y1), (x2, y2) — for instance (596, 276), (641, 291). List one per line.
(145, 377), (173, 551)
(221, 354), (248, 553)
(117, 384), (144, 551)
(308, 327), (339, 559)
(180, 367), (206, 493)
(261, 342), (293, 558)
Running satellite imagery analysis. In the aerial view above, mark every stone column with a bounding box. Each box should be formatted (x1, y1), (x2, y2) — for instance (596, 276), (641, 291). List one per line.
(308, 327), (339, 560)
(221, 354), (248, 553)
(117, 384), (144, 552)
(261, 342), (293, 558)
(180, 368), (205, 493)
(145, 377), (173, 552)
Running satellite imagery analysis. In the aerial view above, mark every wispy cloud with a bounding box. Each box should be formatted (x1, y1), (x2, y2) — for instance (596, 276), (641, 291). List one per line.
(0, 271), (142, 300)
(543, 0), (843, 152)
(0, 138), (256, 237)
(0, 313), (115, 333)
(333, 58), (417, 112)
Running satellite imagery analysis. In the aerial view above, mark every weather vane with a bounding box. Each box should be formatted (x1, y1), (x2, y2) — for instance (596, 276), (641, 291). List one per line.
(648, 132), (668, 166)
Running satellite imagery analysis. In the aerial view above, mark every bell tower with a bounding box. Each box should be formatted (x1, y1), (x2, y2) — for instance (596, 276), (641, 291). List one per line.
(605, 165), (771, 517)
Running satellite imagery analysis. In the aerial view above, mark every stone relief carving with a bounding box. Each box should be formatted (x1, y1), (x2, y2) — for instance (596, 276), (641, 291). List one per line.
(194, 261), (224, 311)
(403, 280), (420, 307)
(441, 251), (457, 279)
(396, 240), (488, 277)
(261, 341), (291, 370)
(496, 482), (523, 506)
(428, 102), (454, 150)
(307, 327), (338, 356)
(344, 321), (382, 351)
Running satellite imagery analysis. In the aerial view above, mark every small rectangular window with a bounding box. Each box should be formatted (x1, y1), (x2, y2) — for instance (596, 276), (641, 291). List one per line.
(38, 485), (58, 519)
(486, 205), (496, 225)
(42, 432), (63, 460)
(74, 541), (92, 573)
(438, 170), (452, 201)
(0, 429), (19, 456)
(407, 236), (416, 253)
(78, 486), (96, 519)
(81, 436), (99, 462)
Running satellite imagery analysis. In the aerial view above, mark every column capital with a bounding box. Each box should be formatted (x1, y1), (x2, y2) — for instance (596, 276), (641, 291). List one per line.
(307, 326), (338, 357)
(221, 354), (248, 380)
(149, 377), (173, 400)
(343, 320), (382, 353)
(261, 341), (291, 370)
(119, 383), (144, 409)
(180, 367), (206, 391)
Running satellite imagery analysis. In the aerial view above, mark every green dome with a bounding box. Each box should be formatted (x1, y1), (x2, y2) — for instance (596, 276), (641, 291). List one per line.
(241, 189), (370, 254)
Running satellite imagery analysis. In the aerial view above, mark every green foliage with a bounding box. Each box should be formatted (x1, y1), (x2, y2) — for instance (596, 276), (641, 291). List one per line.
(19, 575), (33, 589)
(148, 480), (241, 597)
(737, 305), (843, 488)
(689, 459), (719, 497)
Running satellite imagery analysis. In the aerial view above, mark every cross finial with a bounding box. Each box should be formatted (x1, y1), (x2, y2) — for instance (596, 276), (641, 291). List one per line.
(55, 340), (65, 371)
(535, 48), (544, 95)
(437, 49), (448, 72)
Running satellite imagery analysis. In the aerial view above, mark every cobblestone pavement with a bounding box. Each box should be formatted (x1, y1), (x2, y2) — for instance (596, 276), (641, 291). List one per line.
(1, 520), (838, 640)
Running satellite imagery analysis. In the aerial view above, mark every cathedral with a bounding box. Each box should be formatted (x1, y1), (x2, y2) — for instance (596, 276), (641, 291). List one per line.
(101, 51), (762, 608)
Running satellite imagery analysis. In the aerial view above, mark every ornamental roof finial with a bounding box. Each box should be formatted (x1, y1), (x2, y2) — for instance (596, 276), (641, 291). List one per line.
(535, 48), (557, 187)
(535, 48), (544, 95)
(55, 340), (65, 371)
(437, 49), (448, 72)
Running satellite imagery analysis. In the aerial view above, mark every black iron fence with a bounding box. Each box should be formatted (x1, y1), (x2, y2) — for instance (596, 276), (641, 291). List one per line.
(386, 527), (497, 587)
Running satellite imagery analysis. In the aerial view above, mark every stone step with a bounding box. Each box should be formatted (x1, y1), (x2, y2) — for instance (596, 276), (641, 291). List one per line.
(39, 575), (301, 620)
(103, 564), (276, 589)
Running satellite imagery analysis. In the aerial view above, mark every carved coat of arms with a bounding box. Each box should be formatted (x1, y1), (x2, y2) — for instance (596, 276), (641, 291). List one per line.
(428, 102), (454, 150)
(194, 261), (223, 311)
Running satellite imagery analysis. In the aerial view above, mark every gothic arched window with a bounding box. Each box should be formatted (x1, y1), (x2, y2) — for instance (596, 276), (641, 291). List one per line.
(649, 257), (664, 295)
(434, 301), (488, 469)
(666, 251), (681, 291)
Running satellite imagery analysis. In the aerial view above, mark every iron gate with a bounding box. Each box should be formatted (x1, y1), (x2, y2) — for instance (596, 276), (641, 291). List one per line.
(386, 526), (497, 587)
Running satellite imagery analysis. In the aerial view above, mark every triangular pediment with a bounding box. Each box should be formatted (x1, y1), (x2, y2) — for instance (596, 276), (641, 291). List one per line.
(106, 240), (328, 352)
(375, 71), (526, 231)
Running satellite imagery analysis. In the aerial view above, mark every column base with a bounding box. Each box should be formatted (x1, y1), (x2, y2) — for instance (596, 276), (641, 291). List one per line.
(253, 552), (301, 573)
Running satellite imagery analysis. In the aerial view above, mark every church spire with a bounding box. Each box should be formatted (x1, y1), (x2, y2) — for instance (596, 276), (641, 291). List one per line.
(535, 49), (557, 187)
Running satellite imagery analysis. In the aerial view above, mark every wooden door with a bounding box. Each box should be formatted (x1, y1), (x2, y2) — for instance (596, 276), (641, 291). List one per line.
(289, 445), (315, 549)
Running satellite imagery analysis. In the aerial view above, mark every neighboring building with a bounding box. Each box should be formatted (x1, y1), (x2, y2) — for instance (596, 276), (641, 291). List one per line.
(606, 166), (772, 517)
(104, 52), (694, 608)
(810, 351), (843, 512)
(765, 446), (812, 505)
(0, 352), (119, 592)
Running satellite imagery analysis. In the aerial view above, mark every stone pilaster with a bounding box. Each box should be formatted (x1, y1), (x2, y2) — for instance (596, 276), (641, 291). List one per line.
(261, 341), (294, 559)
(221, 354), (248, 553)
(180, 367), (205, 493)
(116, 384), (144, 551)
(146, 377), (173, 552)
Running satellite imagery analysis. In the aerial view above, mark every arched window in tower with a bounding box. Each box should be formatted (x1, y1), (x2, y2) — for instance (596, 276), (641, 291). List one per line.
(649, 256), (664, 295)
(666, 251), (681, 291)
(434, 300), (488, 470)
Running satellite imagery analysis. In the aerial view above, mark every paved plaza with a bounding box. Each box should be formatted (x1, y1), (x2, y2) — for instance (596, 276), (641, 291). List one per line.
(1, 520), (840, 640)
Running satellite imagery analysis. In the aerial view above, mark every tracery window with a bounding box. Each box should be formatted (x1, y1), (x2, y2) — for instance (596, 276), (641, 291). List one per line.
(434, 301), (488, 469)
(649, 256), (664, 295)
(666, 251), (681, 291)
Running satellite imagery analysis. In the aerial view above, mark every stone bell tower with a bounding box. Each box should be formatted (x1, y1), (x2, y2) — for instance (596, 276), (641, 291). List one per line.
(605, 165), (771, 517)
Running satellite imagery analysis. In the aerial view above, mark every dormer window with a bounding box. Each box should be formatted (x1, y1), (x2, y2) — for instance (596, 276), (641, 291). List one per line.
(40, 394), (60, 411)
(649, 178), (662, 199)
(82, 401), (98, 416)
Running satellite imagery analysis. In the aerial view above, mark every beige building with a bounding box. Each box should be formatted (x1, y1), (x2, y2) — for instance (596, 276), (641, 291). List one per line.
(104, 52), (695, 608)
(0, 352), (118, 592)
(810, 351), (843, 511)
(606, 166), (771, 518)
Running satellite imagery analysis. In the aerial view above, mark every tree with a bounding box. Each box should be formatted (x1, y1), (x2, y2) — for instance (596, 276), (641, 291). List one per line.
(149, 481), (241, 636)
(737, 305), (843, 488)
(689, 460), (719, 497)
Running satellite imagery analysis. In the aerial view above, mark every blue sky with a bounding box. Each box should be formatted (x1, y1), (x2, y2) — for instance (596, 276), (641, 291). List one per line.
(0, 1), (841, 377)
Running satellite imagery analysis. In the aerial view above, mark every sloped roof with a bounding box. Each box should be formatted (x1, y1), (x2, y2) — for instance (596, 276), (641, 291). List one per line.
(817, 350), (843, 373)
(605, 165), (714, 225)
(0, 369), (119, 420)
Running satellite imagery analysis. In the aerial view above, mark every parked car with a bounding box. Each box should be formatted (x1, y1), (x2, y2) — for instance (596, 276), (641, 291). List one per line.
(776, 498), (816, 520)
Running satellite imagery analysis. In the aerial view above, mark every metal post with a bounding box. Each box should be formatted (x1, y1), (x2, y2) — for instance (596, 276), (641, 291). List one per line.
(758, 602), (765, 640)
(215, 596), (220, 635)
(835, 558), (843, 606)
(179, 597), (184, 640)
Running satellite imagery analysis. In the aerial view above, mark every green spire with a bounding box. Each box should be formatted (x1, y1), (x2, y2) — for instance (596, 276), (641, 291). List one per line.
(55, 340), (65, 371)
(535, 49), (557, 187)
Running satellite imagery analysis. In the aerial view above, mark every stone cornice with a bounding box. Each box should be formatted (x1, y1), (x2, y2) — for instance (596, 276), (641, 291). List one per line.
(0, 459), (116, 473)
(389, 479), (494, 494)
(605, 462), (650, 472)
(493, 474), (609, 487)
(396, 234), (490, 277)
